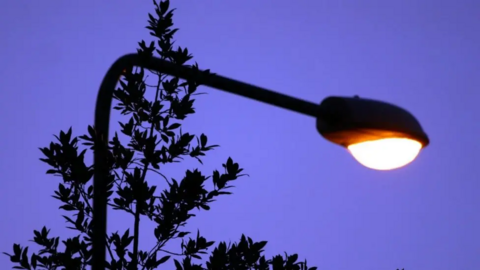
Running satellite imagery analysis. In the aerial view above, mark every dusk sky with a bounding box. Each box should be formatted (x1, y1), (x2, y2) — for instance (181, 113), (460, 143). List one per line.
(1, 1), (479, 269)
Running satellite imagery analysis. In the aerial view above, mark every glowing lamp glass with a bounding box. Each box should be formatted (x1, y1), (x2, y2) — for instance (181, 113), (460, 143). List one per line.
(347, 138), (422, 170)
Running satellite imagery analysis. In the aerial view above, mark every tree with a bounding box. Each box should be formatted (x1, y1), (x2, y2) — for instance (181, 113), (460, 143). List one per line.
(3, 1), (319, 269)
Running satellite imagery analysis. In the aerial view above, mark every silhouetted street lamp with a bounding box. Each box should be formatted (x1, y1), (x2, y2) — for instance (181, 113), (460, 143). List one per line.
(92, 54), (430, 269)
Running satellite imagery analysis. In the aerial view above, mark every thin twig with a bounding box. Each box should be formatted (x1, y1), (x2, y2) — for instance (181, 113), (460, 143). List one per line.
(158, 249), (183, 256)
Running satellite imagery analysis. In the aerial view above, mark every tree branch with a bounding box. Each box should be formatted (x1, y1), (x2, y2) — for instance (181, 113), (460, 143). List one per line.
(132, 69), (164, 267)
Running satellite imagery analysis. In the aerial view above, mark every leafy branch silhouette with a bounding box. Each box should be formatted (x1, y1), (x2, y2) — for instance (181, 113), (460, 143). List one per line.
(3, 1), (319, 270)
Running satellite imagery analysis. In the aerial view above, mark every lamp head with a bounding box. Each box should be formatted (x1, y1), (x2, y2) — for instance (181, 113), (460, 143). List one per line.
(316, 96), (429, 170)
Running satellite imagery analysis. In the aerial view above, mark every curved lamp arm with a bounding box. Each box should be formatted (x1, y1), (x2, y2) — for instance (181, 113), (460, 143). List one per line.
(93, 53), (320, 269)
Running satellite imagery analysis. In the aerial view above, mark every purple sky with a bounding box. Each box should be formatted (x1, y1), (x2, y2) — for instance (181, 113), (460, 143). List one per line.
(1, 1), (479, 269)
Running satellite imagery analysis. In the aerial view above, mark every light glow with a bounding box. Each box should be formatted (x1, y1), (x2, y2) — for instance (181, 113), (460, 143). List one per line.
(347, 138), (422, 170)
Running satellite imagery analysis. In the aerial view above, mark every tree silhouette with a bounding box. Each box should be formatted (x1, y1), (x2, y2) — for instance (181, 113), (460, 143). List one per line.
(3, 1), (319, 269)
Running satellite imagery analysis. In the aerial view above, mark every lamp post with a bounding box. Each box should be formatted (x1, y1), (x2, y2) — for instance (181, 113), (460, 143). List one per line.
(92, 53), (430, 269)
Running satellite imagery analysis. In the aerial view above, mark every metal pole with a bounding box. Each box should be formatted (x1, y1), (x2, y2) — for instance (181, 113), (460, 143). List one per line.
(92, 54), (320, 269)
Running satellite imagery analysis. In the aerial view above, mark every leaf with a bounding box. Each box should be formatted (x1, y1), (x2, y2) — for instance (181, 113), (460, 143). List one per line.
(121, 229), (134, 247)
(288, 254), (298, 264)
(157, 255), (170, 265)
(168, 123), (181, 130)
(200, 134), (207, 147)
(200, 204), (210, 210)
(174, 259), (183, 270)
(20, 246), (29, 269)
(88, 125), (96, 138)
(62, 215), (75, 226)
(46, 169), (58, 175)
(190, 254), (201, 259)
(159, 0), (170, 14)
(59, 205), (76, 211)
(13, 244), (21, 256)
(65, 127), (73, 143)
(76, 211), (85, 229)
(254, 241), (268, 252)
(161, 134), (169, 143)
(177, 231), (190, 238)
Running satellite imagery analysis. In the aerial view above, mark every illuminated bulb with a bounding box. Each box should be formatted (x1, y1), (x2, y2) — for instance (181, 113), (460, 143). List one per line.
(347, 138), (423, 170)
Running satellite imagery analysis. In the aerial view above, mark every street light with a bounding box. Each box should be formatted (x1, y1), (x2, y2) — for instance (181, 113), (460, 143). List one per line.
(92, 54), (430, 269)
(316, 96), (429, 170)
